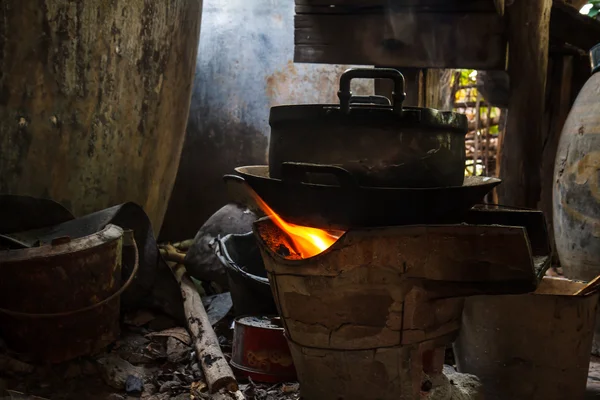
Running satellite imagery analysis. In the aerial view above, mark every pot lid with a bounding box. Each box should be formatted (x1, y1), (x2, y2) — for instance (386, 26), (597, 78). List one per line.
(269, 68), (468, 133)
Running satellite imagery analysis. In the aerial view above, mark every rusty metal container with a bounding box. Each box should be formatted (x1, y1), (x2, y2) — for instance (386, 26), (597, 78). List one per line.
(454, 277), (598, 400)
(553, 43), (600, 353)
(0, 1), (202, 234)
(0, 224), (137, 363)
(253, 217), (541, 400)
(231, 316), (297, 383)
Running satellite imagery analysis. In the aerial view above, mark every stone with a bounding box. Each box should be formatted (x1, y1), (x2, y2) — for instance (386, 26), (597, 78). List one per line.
(125, 375), (144, 395)
(423, 366), (484, 400)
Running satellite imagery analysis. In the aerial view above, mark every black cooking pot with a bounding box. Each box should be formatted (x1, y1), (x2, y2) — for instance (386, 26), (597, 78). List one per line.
(268, 68), (468, 188)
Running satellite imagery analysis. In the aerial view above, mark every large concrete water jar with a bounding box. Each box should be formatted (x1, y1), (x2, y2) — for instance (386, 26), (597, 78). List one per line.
(0, 0), (202, 234)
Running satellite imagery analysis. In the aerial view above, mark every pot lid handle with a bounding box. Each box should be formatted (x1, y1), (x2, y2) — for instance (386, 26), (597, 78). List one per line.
(337, 68), (406, 114)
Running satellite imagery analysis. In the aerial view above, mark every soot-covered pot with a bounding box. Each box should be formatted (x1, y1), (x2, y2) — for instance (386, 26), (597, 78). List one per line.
(268, 68), (468, 188)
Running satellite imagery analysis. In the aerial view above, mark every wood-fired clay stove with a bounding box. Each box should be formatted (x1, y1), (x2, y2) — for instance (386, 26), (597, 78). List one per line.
(252, 210), (550, 400)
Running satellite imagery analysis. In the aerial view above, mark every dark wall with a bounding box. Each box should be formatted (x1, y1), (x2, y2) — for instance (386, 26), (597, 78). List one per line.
(160, 0), (372, 241)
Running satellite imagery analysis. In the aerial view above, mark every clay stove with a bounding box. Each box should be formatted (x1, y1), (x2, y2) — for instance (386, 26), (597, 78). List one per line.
(250, 206), (550, 400)
(232, 67), (550, 400)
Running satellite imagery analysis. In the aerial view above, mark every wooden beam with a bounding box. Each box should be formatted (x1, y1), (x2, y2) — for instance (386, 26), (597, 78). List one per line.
(550, 0), (600, 51)
(565, 0), (589, 9)
(497, 0), (552, 208)
(295, 0), (500, 12)
(294, 12), (507, 69)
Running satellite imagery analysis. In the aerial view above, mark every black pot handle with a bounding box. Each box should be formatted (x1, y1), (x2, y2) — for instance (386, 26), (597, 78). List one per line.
(280, 162), (358, 189)
(337, 68), (406, 114)
(348, 95), (391, 106)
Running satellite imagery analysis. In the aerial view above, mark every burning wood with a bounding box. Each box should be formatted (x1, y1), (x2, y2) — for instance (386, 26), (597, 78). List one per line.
(248, 188), (344, 259)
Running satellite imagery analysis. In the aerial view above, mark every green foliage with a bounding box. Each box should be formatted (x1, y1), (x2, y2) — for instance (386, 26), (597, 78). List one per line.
(585, 0), (600, 18)
(459, 70), (475, 86)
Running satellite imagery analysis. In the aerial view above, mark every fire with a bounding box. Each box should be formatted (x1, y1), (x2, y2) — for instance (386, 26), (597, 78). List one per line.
(248, 190), (344, 258)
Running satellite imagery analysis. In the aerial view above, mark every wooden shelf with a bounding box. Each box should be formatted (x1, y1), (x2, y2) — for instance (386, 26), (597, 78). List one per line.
(294, 0), (507, 69)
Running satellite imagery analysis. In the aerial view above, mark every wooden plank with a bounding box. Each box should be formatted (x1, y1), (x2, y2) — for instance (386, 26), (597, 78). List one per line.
(497, 0), (552, 208)
(551, 0), (600, 51)
(294, 12), (507, 69)
(295, 0), (498, 11)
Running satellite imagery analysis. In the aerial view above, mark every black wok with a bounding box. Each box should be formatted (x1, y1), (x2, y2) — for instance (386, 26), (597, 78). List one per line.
(229, 163), (501, 230)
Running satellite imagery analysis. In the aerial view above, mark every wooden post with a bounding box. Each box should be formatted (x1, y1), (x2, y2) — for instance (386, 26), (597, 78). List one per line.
(497, 0), (552, 208)
(494, 110), (508, 204)
(423, 69), (455, 110)
(485, 106), (492, 176)
(374, 67), (424, 107)
(474, 93), (482, 176)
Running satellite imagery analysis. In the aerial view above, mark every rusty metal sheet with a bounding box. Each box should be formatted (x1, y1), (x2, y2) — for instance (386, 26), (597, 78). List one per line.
(0, 194), (74, 234)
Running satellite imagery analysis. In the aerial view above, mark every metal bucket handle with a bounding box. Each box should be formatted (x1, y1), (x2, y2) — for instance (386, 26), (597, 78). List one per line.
(280, 162), (358, 189)
(0, 233), (139, 319)
(213, 234), (269, 284)
(337, 68), (406, 114)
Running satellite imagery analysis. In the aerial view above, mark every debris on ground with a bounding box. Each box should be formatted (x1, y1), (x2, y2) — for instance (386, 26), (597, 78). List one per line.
(0, 313), (211, 400)
(239, 380), (300, 400)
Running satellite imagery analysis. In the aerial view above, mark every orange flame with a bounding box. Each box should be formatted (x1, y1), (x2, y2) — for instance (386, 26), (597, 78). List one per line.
(249, 190), (344, 258)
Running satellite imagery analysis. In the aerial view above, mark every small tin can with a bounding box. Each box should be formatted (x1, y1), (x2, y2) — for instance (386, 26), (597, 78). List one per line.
(231, 316), (297, 383)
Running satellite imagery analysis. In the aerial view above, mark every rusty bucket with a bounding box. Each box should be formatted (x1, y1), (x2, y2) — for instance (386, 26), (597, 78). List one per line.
(454, 276), (599, 400)
(0, 224), (139, 363)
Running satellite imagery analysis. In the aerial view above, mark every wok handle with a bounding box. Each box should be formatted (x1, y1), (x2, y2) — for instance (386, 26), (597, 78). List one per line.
(281, 162), (358, 189)
(338, 68), (406, 114)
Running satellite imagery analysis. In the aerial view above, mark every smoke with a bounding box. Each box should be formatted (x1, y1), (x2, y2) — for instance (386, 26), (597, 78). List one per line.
(382, 0), (455, 68)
